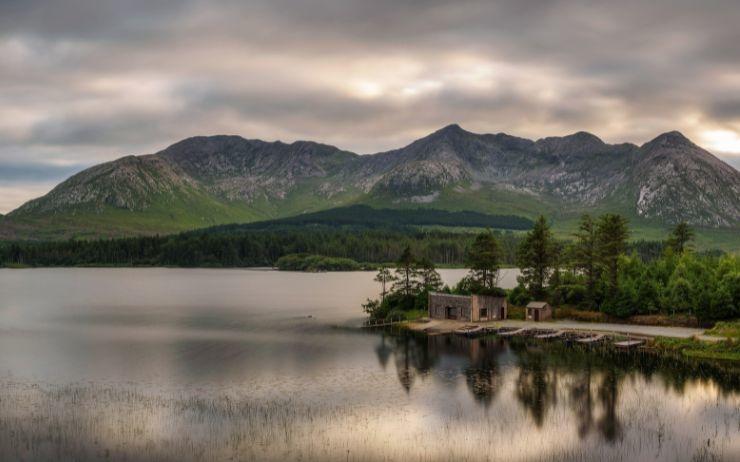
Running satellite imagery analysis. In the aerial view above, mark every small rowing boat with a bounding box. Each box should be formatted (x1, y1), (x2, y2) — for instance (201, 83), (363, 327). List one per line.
(535, 330), (565, 340)
(497, 327), (529, 337)
(576, 333), (606, 344)
(454, 325), (485, 337)
(614, 339), (645, 349)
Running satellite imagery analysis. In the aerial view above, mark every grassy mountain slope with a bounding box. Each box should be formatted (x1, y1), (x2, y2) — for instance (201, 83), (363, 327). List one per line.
(1, 125), (738, 244)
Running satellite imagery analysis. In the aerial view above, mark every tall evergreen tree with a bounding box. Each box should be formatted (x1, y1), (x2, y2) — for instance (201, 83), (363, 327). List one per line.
(374, 267), (396, 301)
(392, 245), (419, 296)
(572, 214), (600, 307)
(417, 258), (443, 292)
(465, 230), (502, 291)
(549, 241), (564, 305)
(596, 213), (629, 299)
(667, 222), (695, 254)
(517, 215), (555, 298)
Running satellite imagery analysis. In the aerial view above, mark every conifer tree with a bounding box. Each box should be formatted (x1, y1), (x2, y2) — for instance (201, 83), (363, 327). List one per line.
(517, 215), (555, 298)
(417, 258), (443, 292)
(392, 246), (420, 296)
(374, 267), (396, 301)
(572, 214), (600, 307)
(667, 222), (695, 254)
(465, 230), (502, 291)
(596, 213), (629, 299)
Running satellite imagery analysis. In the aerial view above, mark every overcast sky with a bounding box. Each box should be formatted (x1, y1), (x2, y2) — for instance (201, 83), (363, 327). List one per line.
(1, 0), (739, 213)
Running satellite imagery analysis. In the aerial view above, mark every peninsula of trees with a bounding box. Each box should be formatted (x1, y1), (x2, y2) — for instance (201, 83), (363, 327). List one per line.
(363, 216), (739, 324)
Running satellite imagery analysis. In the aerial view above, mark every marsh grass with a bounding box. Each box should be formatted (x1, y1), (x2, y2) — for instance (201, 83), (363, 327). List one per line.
(1, 372), (737, 462)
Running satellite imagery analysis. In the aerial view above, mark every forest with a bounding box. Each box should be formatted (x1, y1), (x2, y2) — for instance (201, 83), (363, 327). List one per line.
(0, 227), (515, 267)
(0, 225), (672, 269)
(362, 216), (740, 324)
(2, 212), (738, 322)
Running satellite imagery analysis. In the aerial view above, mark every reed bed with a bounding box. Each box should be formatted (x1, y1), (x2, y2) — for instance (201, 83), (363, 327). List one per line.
(1, 375), (737, 462)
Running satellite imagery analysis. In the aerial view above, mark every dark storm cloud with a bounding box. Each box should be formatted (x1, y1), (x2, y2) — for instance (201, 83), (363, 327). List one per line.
(0, 0), (739, 211)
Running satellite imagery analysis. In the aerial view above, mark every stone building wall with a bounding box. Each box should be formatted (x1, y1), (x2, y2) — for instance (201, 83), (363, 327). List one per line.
(473, 295), (508, 321)
(428, 293), (473, 321)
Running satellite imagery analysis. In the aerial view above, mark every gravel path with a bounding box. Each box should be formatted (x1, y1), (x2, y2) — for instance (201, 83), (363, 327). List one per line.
(408, 318), (724, 340)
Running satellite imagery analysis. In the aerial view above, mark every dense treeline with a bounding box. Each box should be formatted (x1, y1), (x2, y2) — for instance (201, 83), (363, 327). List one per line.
(275, 253), (362, 271)
(511, 216), (739, 323)
(0, 223), (720, 270)
(362, 216), (739, 324)
(0, 227), (522, 267)
(205, 205), (534, 231)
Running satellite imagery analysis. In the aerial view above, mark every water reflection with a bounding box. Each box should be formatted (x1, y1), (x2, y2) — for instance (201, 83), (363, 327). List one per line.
(377, 332), (739, 443)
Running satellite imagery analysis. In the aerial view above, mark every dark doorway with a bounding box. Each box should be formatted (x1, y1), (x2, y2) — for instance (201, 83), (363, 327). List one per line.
(534, 310), (540, 322)
(446, 306), (457, 319)
(480, 308), (488, 319)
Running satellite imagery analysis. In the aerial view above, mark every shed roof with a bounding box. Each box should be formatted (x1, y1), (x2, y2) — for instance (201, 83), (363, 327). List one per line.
(526, 301), (550, 309)
(429, 292), (470, 300)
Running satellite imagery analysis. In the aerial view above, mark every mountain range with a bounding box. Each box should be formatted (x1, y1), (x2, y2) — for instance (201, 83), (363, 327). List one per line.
(1, 124), (739, 240)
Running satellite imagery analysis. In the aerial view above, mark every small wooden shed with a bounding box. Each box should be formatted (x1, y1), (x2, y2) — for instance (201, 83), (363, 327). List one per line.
(526, 301), (552, 322)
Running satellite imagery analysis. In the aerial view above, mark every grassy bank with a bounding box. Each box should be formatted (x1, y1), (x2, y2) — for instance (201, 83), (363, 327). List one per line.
(652, 336), (740, 362)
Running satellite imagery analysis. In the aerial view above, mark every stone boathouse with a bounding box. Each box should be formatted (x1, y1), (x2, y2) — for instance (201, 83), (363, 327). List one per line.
(428, 292), (508, 322)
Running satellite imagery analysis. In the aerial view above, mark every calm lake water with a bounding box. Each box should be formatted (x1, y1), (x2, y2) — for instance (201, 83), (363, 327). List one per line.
(0, 268), (738, 462)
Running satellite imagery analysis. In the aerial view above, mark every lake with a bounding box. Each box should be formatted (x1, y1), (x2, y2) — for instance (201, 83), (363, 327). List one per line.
(0, 268), (738, 461)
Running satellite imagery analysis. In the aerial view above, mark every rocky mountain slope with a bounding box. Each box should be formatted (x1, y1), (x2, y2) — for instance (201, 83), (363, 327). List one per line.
(2, 124), (739, 239)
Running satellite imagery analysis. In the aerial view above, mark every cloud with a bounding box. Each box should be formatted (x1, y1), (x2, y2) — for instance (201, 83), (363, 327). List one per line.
(0, 0), (739, 212)
(0, 162), (86, 182)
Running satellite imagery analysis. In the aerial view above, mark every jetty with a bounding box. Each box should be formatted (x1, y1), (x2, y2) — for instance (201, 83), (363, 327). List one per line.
(361, 318), (412, 328)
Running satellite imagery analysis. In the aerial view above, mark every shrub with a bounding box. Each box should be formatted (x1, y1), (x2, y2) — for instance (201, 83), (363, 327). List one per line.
(507, 284), (531, 306)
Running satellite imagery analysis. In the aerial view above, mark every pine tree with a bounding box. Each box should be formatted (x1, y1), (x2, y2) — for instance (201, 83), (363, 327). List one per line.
(417, 258), (443, 292)
(667, 222), (695, 254)
(374, 267), (396, 301)
(596, 213), (629, 300)
(392, 246), (420, 296)
(465, 230), (502, 291)
(517, 215), (555, 298)
(549, 241), (564, 305)
(572, 214), (600, 307)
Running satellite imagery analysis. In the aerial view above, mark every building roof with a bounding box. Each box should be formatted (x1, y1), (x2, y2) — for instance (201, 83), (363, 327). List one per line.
(527, 301), (550, 309)
(429, 292), (471, 300)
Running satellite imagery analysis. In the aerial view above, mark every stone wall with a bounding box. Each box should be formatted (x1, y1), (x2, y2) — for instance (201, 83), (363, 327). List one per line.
(473, 295), (508, 321)
(428, 293), (473, 321)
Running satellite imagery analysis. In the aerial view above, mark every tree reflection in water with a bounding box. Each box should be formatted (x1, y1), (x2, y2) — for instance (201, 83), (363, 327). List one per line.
(596, 366), (622, 442)
(570, 362), (594, 438)
(514, 345), (559, 427)
(375, 331), (738, 440)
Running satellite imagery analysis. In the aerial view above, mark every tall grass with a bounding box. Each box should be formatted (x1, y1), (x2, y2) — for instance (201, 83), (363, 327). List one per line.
(1, 374), (737, 462)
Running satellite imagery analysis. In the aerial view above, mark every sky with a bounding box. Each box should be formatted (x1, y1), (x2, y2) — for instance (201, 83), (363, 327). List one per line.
(1, 0), (739, 213)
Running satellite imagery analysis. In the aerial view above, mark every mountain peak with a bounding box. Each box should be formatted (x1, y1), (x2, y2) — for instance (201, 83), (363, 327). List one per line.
(535, 131), (606, 155)
(437, 123), (464, 133)
(425, 123), (469, 139)
(564, 131), (603, 143)
(643, 130), (695, 149)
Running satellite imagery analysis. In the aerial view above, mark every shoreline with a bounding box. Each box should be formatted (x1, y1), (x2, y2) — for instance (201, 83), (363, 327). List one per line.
(405, 318), (722, 341)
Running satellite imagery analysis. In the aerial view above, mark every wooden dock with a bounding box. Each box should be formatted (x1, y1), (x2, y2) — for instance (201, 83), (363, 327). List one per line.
(361, 319), (409, 328)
